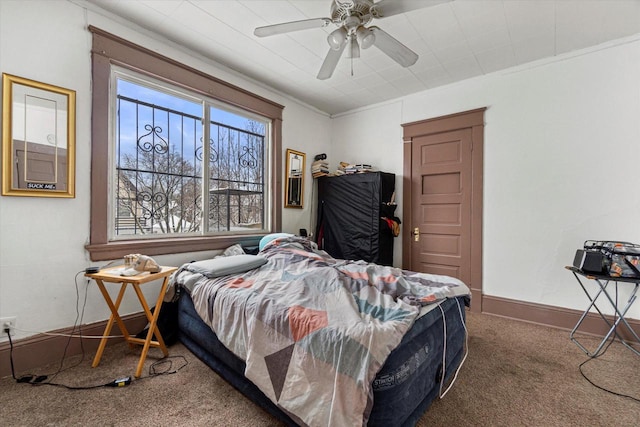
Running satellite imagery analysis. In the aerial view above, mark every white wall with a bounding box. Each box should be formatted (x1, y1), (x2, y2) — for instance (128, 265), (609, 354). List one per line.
(281, 106), (333, 238)
(331, 36), (640, 319)
(0, 0), (330, 342)
(330, 102), (405, 266)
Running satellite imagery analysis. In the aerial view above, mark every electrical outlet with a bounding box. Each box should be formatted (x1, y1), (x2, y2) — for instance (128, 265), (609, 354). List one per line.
(1, 316), (17, 335)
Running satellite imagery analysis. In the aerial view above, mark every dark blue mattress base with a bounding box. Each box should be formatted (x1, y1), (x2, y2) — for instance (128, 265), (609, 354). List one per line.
(178, 292), (467, 426)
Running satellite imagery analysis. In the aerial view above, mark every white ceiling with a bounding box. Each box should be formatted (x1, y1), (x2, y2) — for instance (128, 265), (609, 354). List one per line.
(81, 0), (640, 116)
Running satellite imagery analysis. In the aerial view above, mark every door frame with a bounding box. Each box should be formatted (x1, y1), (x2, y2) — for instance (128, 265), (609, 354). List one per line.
(402, 108), (485, 312)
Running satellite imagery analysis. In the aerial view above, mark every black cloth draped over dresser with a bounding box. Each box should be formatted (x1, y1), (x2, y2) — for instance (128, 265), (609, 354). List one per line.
(316, 172), (396, 266)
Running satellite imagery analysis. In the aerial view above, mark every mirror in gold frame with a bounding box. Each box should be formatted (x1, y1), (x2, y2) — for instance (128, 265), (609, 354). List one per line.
(2, 73), (76, 197)
(285, 149), (305, 208)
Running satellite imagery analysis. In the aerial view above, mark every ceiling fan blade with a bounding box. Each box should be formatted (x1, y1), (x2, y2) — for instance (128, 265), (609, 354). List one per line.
(317, 42), (348, 80)
(254, 18), (332, 37)
(372, 0), (452, 18)
(369, 26), (418, 67)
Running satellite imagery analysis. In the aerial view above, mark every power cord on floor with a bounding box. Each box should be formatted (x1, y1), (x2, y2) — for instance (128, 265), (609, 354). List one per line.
(4, 267), (187, 390)
(6, 318), (189, 390)
(579, 355), (640, 402)
(143, 355), (189, 379)
(25, 356), (189, 390)
(20, 374), (132, 390)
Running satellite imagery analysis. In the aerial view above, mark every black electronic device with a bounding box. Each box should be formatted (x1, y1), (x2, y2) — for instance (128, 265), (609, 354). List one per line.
(85, 266), (100, 274)
(572, 249), (607, 274)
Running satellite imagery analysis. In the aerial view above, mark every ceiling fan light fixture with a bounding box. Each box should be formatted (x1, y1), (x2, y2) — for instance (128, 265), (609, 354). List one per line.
(255, 0), (439, 80)
(327, 27), (348, 50)
(356, 26), (375, 49)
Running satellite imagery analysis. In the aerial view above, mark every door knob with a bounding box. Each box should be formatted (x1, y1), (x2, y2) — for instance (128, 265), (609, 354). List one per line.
(412, 227), (420, 242)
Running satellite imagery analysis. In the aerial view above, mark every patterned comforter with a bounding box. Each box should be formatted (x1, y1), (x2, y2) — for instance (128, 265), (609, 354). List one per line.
(174, 236), (470, 426)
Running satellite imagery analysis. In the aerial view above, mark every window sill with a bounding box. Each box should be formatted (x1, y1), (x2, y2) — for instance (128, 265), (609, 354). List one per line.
(85, 234), (264, 261)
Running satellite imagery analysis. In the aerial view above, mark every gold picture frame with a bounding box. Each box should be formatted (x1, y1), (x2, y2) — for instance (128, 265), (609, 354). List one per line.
(285, 149), (305, 208)
(2, 73), (76, 197)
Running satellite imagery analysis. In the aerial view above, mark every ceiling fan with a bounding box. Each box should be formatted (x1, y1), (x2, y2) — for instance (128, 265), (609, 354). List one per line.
(254, 0), (451, 80)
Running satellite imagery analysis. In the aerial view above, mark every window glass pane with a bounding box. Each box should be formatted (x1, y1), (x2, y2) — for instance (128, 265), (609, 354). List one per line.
(208, 106), (266, 232)
(113, 76), (268, 238)
(115, 78), (202, 236)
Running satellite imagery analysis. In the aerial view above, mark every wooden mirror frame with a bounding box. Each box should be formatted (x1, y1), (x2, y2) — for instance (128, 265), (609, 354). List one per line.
(284, 149), (305, 208)
(2, 73), (76, 198)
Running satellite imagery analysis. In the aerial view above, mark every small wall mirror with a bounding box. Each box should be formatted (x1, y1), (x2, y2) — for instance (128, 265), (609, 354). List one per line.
(285, 149), (305, 208)
(2, 73), (76, 197)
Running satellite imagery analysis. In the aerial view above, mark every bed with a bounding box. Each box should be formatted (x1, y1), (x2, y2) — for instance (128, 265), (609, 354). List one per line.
(168, 235), (470, 426)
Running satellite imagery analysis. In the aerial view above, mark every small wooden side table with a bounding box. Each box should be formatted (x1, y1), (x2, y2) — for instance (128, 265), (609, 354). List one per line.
(86, 265), (178, 378)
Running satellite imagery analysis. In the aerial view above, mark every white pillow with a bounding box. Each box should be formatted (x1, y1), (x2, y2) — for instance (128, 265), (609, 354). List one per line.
(186, 254), (267, 278)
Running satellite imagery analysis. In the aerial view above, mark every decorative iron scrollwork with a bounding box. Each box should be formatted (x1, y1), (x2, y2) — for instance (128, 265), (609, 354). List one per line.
(136, 190), (168, 221)
(138, 124), (169, 154)
(195, 137), (218, 163)
(239, 146), (257, 169)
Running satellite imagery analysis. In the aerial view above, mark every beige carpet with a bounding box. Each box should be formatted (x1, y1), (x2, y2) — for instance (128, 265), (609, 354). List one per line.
(0, 311), (638, 426)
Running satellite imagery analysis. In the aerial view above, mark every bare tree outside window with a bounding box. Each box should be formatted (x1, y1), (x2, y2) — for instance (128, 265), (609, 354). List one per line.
(208, 118), (265, 232)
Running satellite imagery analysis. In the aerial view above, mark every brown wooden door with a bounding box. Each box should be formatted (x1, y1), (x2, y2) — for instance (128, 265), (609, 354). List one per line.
(402, 108), (484, 311)
(410, 129), (472, 283)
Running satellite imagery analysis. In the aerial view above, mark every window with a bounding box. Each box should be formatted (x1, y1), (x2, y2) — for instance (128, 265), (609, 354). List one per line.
(87, 27), (283, 261)
(114, 74), (267, 238)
